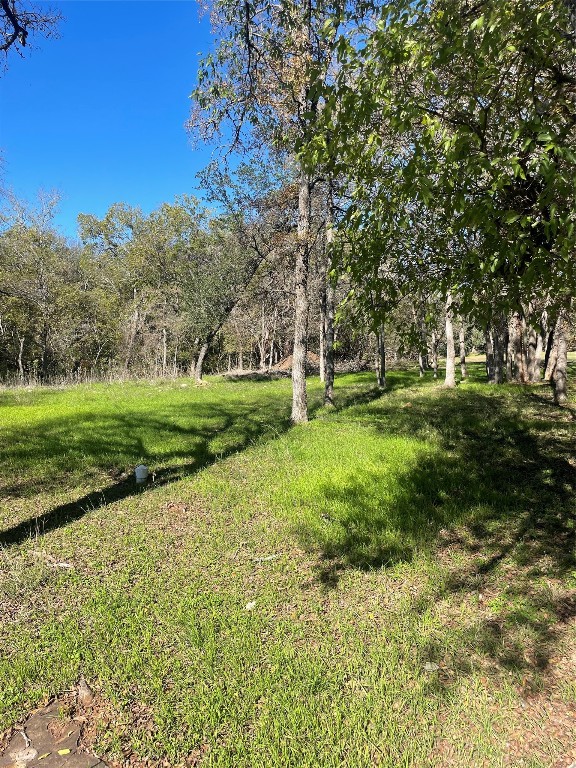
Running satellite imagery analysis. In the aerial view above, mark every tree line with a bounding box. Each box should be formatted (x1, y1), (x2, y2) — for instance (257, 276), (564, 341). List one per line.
(1, 0), (574, 412)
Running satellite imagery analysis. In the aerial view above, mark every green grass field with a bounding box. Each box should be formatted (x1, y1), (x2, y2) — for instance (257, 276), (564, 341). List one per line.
(1, 366), (575, 767)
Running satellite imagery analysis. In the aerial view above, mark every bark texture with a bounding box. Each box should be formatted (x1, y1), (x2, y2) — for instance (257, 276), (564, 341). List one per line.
(291, 167), (311, 424)
(323, 182), (336, 407)
(459, 324), (467, 379)
(551, 313), (569, 405)
(376, 325), (386, 389)
(444, 294), (456, 388)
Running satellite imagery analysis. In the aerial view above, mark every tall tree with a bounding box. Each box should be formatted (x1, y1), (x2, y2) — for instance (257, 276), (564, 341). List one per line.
(190, 0), (349, 422)
(309, 0), (576, 379)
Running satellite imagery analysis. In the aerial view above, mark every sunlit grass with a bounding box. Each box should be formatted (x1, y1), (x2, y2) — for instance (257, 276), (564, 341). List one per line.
(1, 366), (575, 767)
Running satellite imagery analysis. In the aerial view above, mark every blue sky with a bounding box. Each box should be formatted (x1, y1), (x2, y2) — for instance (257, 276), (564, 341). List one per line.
(0, 1), (217, 238)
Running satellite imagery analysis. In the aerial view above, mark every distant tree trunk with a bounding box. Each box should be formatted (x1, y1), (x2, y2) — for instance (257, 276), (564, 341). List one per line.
(17, 334), (24, 380)
(526, 322), (541, 383)
(194, 341), (210, 382)
(412, 303), (426, 376)
(459, 323), (467, 379)
(550, 313), (569, 405)
(485, 329), (494, 381)
(40, 322), (50, 382)
(376, 324), (386, 389)
(291, 167), (311, 424)
(506, 326), (513, 381)
(324, 276), (336, 406)
(492, 318), (506, 384)
(445, 294), (456, 388)
(544, 332), (557, 380)
(268, 310), (277, 373)
(124, 304), (139, 371)
(319, 282), (326, 383)
(431, 330), (438, 379)
(323, 181), (336, 407)
(172, 343), (178, 377)
(162, 327), (168, 377)
(420, 316), (428, 371)
(510, 311), (527, 382)
(259, 305), (267, 370)
(194, 326), (220, 382)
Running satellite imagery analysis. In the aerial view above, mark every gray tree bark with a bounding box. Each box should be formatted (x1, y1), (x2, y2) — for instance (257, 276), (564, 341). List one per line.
(17, 334), (24, 380)
(319, 282), (326, 383)
(431, 330), (438, 379)
(526, 323), (542, 383)
(324, 277), (336, 406)
(551, 313), (569, 405)
(194, 340), (210, 382)
(485, 329), (494, 381)
(323, 182), (336, 407)
(492, 319), (506, 384)
(459, 324), (467, 379)
(376, 325), (386, 389)
(444, 294), (456, 388)
(291, 166), (311, 424)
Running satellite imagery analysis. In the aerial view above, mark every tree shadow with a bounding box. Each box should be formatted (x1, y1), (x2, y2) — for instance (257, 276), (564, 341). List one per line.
(297, 385), (576, 685)
(0, 397), (291, 548)
(0, 373), (390, 549)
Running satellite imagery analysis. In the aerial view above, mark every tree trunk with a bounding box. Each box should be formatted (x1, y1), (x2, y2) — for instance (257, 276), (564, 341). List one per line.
(17, 334), (24, 380)
(194, 341), (210, 382)
(526, 323), (541, 383)
(551, 313), (569, 405)
(40, 322), (50, 382)
(324, 276), (336, 406)
(268, 309), (277, 373)
(459, 323), (467, 379)
(420, 316), (428, 371)
(124, 305), (139, 372)
(492, 318), (506, 384)
(431, 330), (438, 379)
(510, 311), (527, 382)
(162, 327), (168, 377)
(291, 166), (311, 424)
(376, 324), (386, 389)
(506, 325), (513, 381)
(485, 329), (494, 381)
(412, 303), (426, 376)
(194, 326), (220, 382)
(323, 180), (336, 407)
(319, 282), (326, 383)
(445, 294), (456, 388)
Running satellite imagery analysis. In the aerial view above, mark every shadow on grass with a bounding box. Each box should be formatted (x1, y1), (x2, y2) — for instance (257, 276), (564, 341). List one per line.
(299, 382), (576, 684)
(0, 397), (291, 548)
(0, 374), (387, 549)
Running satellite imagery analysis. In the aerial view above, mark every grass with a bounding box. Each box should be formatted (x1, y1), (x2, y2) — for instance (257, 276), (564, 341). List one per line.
(1, 366), (575, 767)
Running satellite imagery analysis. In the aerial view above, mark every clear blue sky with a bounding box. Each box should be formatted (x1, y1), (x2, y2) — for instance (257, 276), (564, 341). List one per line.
(0, 1), (217, 238)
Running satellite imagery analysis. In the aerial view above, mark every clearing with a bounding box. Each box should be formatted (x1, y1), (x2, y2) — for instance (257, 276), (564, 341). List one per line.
(1, 367), (575, 767)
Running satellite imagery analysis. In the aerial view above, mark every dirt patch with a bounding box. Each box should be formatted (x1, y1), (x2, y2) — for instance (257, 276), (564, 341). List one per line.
(272, 352), (320, 371)
(0, 688), (107, 768)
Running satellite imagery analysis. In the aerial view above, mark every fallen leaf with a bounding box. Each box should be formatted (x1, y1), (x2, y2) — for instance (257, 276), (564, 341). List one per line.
(57, 749), (71, 755)
(39, 753), (51, 760)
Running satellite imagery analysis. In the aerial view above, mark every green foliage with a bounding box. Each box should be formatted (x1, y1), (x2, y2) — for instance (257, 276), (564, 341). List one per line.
(308, 0), (576, 323)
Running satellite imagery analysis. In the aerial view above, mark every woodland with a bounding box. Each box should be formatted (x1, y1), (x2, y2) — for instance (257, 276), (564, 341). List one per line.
(0, 0), (574, 419)
(1, 2), (576, 767)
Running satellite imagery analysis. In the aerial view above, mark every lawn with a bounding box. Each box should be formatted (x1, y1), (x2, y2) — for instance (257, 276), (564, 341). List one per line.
(1, 367), (575, 767)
